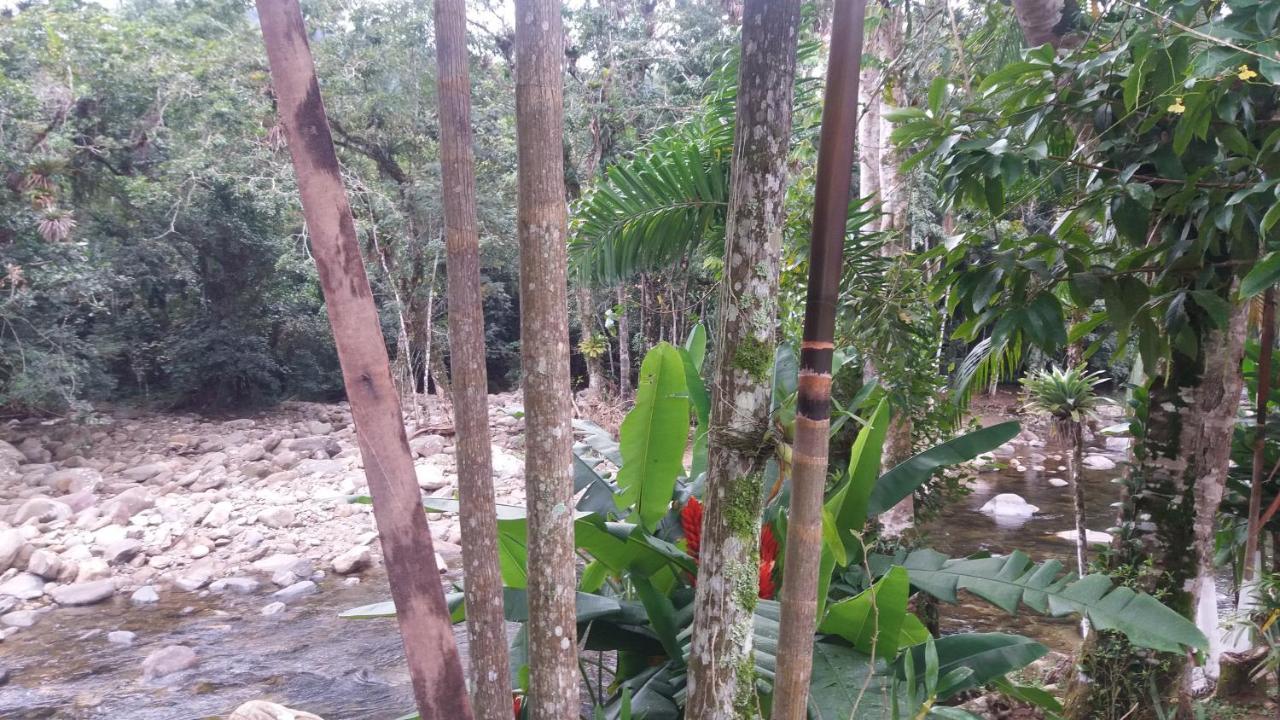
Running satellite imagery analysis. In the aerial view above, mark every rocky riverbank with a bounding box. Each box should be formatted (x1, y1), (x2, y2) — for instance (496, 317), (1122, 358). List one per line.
(0, 395), (529, 650)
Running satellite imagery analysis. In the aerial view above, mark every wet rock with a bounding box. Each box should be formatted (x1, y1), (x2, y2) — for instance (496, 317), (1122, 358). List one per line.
(141, 645), (198, 680)
(51, 579), (116, 606)
(131, 586), (160, 604)
(331, 546), (370, 575)
(252, 553), (304, 575)
(174, 563), (214, 592)
(1053, 529), (1113, 545)
(1047, 477), (1069, 488)
(1083, 454), (1116, 470)
(229, 700), (325, 720)
(979, 493), (1039, 518)
(1, 610), (39, 628)
(260, 601), (287, 616)
(107, 630), (136, 645)
(76, 558), (111, 582)
(212, 577), (260, 594)
(272, 580), (317, 603)
(0, 528), (24, 572)
(0, 573), (44, 600)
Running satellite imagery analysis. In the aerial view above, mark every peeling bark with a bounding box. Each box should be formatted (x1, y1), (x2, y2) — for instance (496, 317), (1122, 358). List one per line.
(513, 0), (579, 717)
(684, 0), (802, 716)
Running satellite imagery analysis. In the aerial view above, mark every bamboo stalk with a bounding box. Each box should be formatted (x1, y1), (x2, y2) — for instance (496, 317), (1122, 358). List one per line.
(254, 2), (471, 717)
(771, 1), (867, 717)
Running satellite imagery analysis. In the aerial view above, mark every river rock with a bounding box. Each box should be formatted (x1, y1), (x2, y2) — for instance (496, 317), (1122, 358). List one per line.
(18, 437), (49, 464)
(107, 630), (136, 645)
(331, 546), (370, 575)
(252, 553), (305, 575)
(174, 562), (214, 591)
(25, 549), (62, 579)
(229, 700), (325, 720)
(256, 508), (295, 529)
(51, 579), (116, 606)
(1047, 477), (1069, 488)
(0, 528), (24, 572)
(272, 580), (317, 603)
(1, 609), (39, 628)
(122, 462), (168, 483)
(132, 585), (160, 604)
(1083, 454), (1116, 470)
(45, 468), (101, 494)
(141, 645), (197, 680)
(105, 539), (144, 565)
(100, 487), (154, 523)
(13, 497), (73, 524)
(76, 558), (111, 582)
(287, 436), (341, 458)
(0, 573), (44, 600)
(414, 464), (448, 491)
(1053, 529), (1114, 545)
(260, 601), (287, 615)
(410, 434), (446, 458)
(979, 493), (1039, 518)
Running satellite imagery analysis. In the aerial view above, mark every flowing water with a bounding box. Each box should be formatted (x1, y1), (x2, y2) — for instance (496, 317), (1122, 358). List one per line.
(918, 434), (1125, 651)
(0, 576), (434, 719)
(2, 430), (1125, 719)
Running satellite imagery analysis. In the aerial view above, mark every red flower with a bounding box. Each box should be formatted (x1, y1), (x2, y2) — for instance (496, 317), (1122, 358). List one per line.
(513, 694), (522, 718)
(681, 496), (703, 560)
(681, 496), (778, 599)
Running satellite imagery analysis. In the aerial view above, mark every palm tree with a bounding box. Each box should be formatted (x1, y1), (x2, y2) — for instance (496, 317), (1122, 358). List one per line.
(1021, 365), (1105, 580)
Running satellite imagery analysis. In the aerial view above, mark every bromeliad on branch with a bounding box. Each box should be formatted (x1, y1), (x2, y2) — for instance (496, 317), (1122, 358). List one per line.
(680, 496), (778, 599)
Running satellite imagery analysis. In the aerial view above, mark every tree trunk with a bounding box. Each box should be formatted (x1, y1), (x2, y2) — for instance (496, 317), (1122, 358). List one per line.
(1010, 0), (1082, 49)
(1244, 288), (1275, 583)
(1063, 296), (1248, 719)
(1069, 422), (1087, 578)
(617, 284), (632, 399)
(513, 0), (579, 717)
(771, 2), (867, 716)
(255, 3), (471, 717)
(576, 284), (607, 399)
(684, 0), (802, 716)
(433, 0), (512, 716)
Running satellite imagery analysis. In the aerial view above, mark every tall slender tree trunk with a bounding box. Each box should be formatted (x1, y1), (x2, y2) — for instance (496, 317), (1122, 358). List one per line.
(576, 284), (607, 398)
(1064, 297), (1248, 719)
(513, 0), (579, 716)
(1244, 288), (1276, 583)
(433, 1), (511, 716)
(685, 0), (802, 716)
(617, 284), (632, 399)
(1069, 422), (1087, 579)
(255, 3), (470, 717)
(772, 2), (866, 716)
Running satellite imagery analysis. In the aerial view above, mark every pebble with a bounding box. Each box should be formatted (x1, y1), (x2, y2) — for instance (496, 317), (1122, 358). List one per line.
(272, 580), (318, 603)
(131, 586), (160, 604)
(260, 601), (287, 616)
(107, 630), (136, 644)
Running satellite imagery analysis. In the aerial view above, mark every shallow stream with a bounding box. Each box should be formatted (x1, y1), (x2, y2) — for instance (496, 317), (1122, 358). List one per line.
(2, 432), (1126, 719)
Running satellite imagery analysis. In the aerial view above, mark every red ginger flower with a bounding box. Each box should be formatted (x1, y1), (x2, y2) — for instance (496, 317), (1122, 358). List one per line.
(681, 496), (778, 599)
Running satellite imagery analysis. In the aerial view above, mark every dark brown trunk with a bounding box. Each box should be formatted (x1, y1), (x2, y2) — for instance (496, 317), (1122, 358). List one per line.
(1245, 288), (1275, 582)
(513, 0), (579, 716)
(771, 1), (867, 717)
(1010, 0), (1081, 49)
(684, 0), (803, 715)
(433, 0), (512, 716)
(255, 3), (471, 717)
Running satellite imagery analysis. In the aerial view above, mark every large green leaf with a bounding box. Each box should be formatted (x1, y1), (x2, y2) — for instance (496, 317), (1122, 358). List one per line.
(878, 549), (1207, 653)
(825, 398), (891, 559)
(818, 566), (910, 659)
(1241, 251), (1280, 298)
(604, 661), (682, 720)
(897, 633), (1048, 697)
(866, 421), (1020, 516)
(807, 642), (898, 720)
(616, 343), (691, 530)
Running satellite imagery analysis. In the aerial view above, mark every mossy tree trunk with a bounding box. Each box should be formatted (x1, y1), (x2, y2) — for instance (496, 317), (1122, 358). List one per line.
(684, 0), (802, 715)
(1063, 295), (1247, 719)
